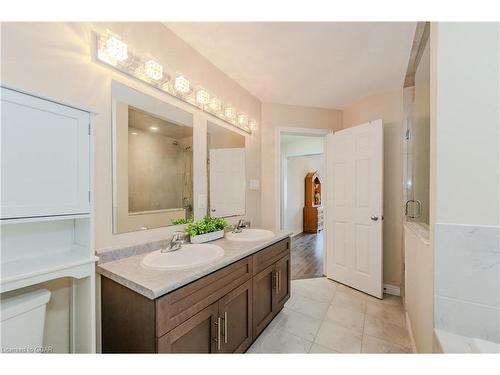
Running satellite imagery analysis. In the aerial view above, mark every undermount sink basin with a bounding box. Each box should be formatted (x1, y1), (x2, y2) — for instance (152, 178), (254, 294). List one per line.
(141, 244), (224, 271)
(225, 228), (275, 242)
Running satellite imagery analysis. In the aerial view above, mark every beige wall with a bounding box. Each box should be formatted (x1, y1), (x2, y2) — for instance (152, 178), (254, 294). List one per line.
(342, 90), (404, 287)
(0, 22), (262, 252)
(260, 102), (343, 230)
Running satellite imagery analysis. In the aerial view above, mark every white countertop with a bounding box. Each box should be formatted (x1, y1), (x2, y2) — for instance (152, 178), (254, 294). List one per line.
(97, 231), (292, 299)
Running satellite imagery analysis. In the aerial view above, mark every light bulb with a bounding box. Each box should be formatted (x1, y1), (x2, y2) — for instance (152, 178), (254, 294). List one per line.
(208, 97), (222, 113)
(249, 119), (258, 131)
(105, 36), (128, 62)
(174, 74), (190, 94)
(195, 87), (210, 105)
(224, 105), (235, 120)
(145, 60), (163, 80)
(237, 112), (248, 127)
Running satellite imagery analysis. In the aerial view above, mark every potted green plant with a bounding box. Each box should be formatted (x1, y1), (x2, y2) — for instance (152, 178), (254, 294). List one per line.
(185, 216), (229, 244)
(170, 217), (193, 225)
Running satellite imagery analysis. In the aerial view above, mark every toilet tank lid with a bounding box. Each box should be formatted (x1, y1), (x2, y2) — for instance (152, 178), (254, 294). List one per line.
(1, 289), (51, 321)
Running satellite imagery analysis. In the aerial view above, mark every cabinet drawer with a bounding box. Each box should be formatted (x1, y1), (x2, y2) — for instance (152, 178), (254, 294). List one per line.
(156, 257), (252, 337)
(252, 238), (290, 275)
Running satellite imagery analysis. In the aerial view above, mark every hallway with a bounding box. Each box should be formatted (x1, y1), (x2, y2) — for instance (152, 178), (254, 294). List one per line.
(291, 232), (324, 280)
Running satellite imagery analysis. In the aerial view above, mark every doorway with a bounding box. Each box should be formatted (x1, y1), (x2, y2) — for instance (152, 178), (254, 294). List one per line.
(277, 128), (330, 280)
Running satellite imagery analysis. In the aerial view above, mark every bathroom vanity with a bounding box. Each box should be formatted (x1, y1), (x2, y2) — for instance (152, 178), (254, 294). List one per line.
(98, 234), (291, 353)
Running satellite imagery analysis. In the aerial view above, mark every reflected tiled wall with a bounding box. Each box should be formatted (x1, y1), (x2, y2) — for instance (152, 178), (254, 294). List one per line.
(434, 223), (500, 342)
(128, 128), (192, 213)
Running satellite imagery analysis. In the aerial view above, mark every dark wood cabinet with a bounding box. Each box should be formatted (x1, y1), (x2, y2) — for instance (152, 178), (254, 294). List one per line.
(252, 251), (291, 339)
(157, 303), (218, 353)
(101, 237), (290, 353)
(275, 253), (291, 309)
(218, 279), (253, 353)
(252, 263), (276, 338)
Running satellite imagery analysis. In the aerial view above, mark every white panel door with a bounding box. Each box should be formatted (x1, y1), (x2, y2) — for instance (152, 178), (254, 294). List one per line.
(326, 120), (383, 298)
(1, 87), (90, 219)
(209, 148), (246, 217)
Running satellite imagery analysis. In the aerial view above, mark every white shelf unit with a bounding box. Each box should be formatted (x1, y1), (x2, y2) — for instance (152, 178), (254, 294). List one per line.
(1, 85), (97, 353)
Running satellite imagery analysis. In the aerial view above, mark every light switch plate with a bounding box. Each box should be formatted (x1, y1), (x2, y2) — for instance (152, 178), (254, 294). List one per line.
(249, 179), (260, 191)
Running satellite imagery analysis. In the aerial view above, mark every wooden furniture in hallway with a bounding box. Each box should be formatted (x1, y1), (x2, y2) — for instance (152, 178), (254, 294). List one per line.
(303, 171), (324, 233)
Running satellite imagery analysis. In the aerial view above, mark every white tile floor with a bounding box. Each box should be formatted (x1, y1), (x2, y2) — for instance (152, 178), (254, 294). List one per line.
(247, 277), (412, 353)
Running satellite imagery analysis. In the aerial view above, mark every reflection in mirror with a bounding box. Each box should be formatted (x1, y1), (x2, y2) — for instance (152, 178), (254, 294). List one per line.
(207, 121), (246, 218)
(112, 82), (193, 233)
(128, 107), (193, 216)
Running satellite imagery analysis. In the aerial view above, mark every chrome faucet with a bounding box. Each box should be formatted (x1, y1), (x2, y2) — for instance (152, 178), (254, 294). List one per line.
(161, 231), (187, 253)
(232, 218), (249, 233)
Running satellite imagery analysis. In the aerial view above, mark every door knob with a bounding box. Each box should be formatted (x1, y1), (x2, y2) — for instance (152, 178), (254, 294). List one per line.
(371, 216), (379, 221)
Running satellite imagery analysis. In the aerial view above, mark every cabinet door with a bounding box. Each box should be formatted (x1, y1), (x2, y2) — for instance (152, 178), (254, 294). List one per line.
(218, 279), (252, 353)
(252, 263), (277, 339)
(274, 254), (291, 310)
(157, 302), (218, 353)
(1, 87), (90, 219)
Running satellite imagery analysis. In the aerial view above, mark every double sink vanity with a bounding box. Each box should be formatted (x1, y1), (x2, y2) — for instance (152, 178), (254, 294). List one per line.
(98, 228), (291, 353)
(99, 82), (288, 353)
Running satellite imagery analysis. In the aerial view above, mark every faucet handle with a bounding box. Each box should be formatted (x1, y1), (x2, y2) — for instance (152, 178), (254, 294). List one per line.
(237, 218), (249, 228)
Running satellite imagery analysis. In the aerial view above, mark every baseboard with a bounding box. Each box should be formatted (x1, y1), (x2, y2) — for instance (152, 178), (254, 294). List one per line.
(383, 284), (401, 296)
(405, 311), (418, 353)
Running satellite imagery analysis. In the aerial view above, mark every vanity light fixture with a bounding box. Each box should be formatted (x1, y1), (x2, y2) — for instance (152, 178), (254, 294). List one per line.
(224, 105), (236, 122)
(208, 96), (222, 114)
(195, 86), (210, 106)
(237, 112), (249, 128)
(144, 60), (163, 81)
(105, 35), (128, 63)
(174, 74), (190, 94)
(94, 30), (257, 134)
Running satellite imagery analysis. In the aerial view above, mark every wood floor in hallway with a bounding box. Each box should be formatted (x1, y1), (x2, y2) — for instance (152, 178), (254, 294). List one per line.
(291, 232), (324, 280)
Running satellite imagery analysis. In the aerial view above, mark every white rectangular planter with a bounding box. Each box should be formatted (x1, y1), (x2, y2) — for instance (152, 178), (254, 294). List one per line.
(190, 230), (224, 244)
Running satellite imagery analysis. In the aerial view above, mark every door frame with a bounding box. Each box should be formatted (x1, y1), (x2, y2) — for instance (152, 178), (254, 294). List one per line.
(275, 126), (332, 277)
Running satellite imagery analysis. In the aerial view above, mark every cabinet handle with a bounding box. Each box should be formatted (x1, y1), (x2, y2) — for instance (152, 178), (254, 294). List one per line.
(224, 311), (228, 344)
(216, 316), (221, 351)
(278, 270), (281, 292)
(275, 272), (279, 294)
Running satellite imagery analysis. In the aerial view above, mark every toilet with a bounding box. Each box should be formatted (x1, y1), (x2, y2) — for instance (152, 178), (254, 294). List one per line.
(1, 289), (51, 353)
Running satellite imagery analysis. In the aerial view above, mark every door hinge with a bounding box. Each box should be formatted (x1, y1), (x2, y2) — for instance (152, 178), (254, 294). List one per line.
(88, 123), (91, 136)
(88, 190), (91, 202)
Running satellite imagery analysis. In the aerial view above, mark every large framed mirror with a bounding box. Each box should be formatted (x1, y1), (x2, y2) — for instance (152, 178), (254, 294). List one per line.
(112, 81), (193, 233)
(207, 121), (246, 218)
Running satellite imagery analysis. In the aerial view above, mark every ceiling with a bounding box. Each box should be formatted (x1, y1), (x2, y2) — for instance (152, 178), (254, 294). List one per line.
(165, 22), (416, 109)
(129, 106), (193, 139)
